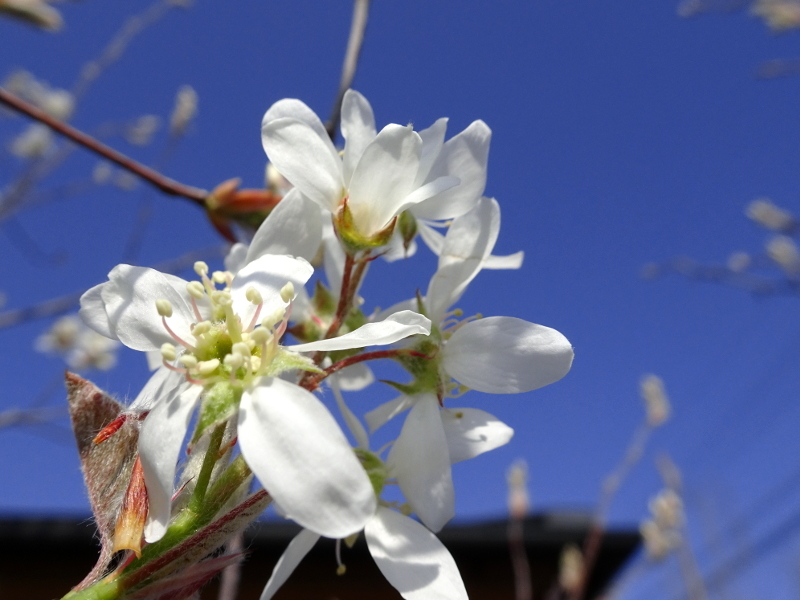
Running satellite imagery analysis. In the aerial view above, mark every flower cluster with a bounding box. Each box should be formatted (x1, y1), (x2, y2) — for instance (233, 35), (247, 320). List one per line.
(78, 90), (574, 600)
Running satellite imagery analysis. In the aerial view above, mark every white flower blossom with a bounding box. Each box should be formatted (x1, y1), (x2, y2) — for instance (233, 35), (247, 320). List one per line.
(261, 90), (459, 245)
(80, 254), (431, 542)
(365, 197), (573, 531)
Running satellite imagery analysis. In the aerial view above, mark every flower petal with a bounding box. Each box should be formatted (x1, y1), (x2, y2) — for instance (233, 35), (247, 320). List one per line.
(231, 255), (314, 326)
(415, 118), (448, 186)
(288, 310), (430, 352)
(261, 118), (343, 213)
(416, 220), (446, 256)
(330, 377), (369, 450)
(364, 394), (415, 433)
(245, 188), (323, 265)
(365, 507), (468, 600)
(262, 98), (331, 147)
(387, 394), (454, 532)
(237, 377), (376, 538)
(336, 362), (375, 392)
(130, 366), (185, 411)
(79, 282), (116, 339)
(426, 197), (499, 324)
(99, 265), (195, 352)
(347, 124), (421, 236)
(443, 317), (574, 394)
(224, 243), (248, 275)
(260, 529), (321, 600)
(341, 89), (377, 185)
(483, 251), (524, 270)
(140, 384), (202, 542)
(411, 120), (491, 221)
(440, 408), (514, 464)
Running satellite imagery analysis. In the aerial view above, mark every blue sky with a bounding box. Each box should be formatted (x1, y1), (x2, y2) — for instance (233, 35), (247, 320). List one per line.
(2, 1), (800, 597)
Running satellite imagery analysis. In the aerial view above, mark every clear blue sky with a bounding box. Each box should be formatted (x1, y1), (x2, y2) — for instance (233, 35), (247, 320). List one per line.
(2, 1), (800, 597)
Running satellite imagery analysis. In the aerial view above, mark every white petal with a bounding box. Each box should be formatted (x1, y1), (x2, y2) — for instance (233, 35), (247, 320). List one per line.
(441, 408), (514, 464)
(145, 350), (163, 371)
(387, 395), (454, 532)
(341, 89), (377, 185)
(365, 507), (468, 600)
(141, 384), (202, 542)
(415, 118), (448, 186)
(348, 124), (421, 236)
(364, 394), (415, 433)
(79, 283), (116, 339)
(224, 243), (249, 275)
(411, 120), (491, 221)
(321, 217), (346, 293)
(336, 362), (376, 392)
(330, 377), (369, 449)
(443, 317), (574, 394)
(381, 230), (418, 263)
(237, 377), (376, 538)
(261, 118), (343, 213)
(130, 366), (185, 412)
(398, 176), (461, 217)
(231, 255), (314, 325)
(100, 265), (195, 352)
(260, 529), (321, 600)
(416, 220), (446, 256)
(483, 251), (524, 270)
(426, 198), (500, 323)
(288, 310), (430, 352)
(245, 189), (323, 265)
(262, 98), (331, 148)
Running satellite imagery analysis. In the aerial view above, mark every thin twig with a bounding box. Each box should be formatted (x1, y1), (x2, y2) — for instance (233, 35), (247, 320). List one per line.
(326, 0), (371, 140)
(657, 454), (708, 600)
(0, 87), (208, 204)
(0, 244), (228, 330)
(568, 421), (653, 600)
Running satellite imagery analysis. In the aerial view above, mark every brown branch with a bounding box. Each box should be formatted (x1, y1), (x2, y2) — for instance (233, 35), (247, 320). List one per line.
(326, 0), (372, 140)
(0, 87), (208, 205)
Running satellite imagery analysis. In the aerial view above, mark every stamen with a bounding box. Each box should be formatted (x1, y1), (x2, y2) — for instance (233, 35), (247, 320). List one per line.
(280, 282), (295, 303)
(197, 359), (220, 376)
(161, 316), (196, 351)
(186, 281), (205, 300)
(190, 297), (203, 322)
(162, 360), (187, 374)
(212, 271), (228, 284)
(193, 261), (209, 277)
(192, 321), (212, 337)
(335, 539), (346, 575)
(155, 299), (173, 318)
(179, 355), (198, 369)
(160, 343), (177, 362)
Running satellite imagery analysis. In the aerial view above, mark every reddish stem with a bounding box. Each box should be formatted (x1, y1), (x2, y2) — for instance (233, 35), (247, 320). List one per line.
(303, 348), (430, 391)
(0, 87), (208, 204)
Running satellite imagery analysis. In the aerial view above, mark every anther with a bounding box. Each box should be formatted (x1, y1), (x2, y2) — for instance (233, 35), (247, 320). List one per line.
(212, 271), (228, 284)
(251, 328), (269, 345)
(280, 282), (295, 303)
(155, 299), (173, 318)
(197, 359), (220, 376)
(192, 321), (211, 337)
(224, 354), (244, 370)
(160, 343), (177, 362)
(179, 355), (198, 369)
(232, 342), (250, 357)
(194, 261), (209, 277)
(186, 281), (205, 299)
(245, 286), (263, 305)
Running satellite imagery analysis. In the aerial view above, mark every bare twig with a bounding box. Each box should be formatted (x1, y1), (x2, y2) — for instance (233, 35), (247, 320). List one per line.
(657, 455), (708, 600)
(326, 0), (371, 140)
(71, 0), (185, 102)
(568, 421), (654, 600)
(0, 87), (208, 204)
(0, 244), (228, 330)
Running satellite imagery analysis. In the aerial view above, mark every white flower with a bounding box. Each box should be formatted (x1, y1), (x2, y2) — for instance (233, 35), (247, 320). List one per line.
(80, 255), (431, 542)
(261, 90), (459, 244)
(365, 198), (573, 531)
(258, 384), (469, 600)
